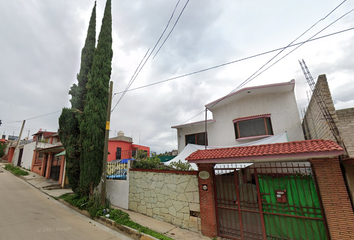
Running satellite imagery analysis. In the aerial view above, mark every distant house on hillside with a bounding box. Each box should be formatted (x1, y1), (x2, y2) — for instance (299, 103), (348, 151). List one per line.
(108, 131), (150, 162)
(172, 80), (304, 153)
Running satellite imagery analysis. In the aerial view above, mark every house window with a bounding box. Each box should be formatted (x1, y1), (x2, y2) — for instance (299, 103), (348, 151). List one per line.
(116, 147), (121, 160)
(185, 132), (207, 146)
(234, 115), (274, 139)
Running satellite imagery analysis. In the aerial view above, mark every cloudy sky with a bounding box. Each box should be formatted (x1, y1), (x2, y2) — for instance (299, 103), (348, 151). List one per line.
(1, 0), (354, 153)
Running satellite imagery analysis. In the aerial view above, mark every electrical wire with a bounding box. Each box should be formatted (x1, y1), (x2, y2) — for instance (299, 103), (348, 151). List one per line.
(153, 0), (190, 59)
(111, 48), (150, 112)
(177, 2), (352, 124)
(111, 0), (183, 112)
(206, 6), (354, 110)
(112, 26), (354, 96)
(229, 0), (348, 95)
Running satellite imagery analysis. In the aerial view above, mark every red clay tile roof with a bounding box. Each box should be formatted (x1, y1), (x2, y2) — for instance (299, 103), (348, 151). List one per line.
(186, 139), (343, 161)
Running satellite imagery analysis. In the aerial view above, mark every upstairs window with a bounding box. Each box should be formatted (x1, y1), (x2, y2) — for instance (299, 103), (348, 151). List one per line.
(185, 132), (207, 146)
(234, 115), (273, 139)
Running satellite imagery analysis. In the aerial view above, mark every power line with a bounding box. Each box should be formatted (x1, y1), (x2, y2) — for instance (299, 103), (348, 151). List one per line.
(153, 0), (190, 59)
(229, 0), (348, 95)
(111, 48), (150, 112)
(25, 110), (62, 121)
(111, 0), (184, 112)
(179, 3), (352, 124)
(113, 26), (354, 96)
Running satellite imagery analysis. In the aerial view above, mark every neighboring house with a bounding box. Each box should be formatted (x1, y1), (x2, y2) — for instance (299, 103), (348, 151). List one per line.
(31, 131), (66, 185)
(172, 80), (304, 153)
(302, 74), (354, 203)
(108, 131), (150, 162)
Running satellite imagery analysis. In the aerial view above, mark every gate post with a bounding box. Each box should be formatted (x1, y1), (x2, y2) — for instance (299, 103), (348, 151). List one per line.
(197, 163), (217, 238)
(310, 157), (354, 239)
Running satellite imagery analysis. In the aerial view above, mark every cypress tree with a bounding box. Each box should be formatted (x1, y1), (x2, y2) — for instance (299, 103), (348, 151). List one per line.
(80, 0), (113, 195)
(58, 2), (96, 193)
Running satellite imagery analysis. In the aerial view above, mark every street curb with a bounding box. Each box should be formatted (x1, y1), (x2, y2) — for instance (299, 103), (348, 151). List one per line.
(59, 200), (160, 240)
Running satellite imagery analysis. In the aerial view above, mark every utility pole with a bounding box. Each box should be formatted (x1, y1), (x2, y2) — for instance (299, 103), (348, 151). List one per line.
(101, 81), (113, 206)
(12, 120), (25, 166)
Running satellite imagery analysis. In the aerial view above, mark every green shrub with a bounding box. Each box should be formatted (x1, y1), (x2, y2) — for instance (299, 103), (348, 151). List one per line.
(59, 193), (88, 209)
(59, 193), (174, 240)
(4, 164), (29, 176)
(86, 192), (111, 218)
(169, 160), (192, 171)
(132, 156), (160, 169)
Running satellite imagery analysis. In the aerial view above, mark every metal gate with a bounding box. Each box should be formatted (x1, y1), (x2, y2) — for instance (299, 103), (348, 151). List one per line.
(214, 162), (329, 240)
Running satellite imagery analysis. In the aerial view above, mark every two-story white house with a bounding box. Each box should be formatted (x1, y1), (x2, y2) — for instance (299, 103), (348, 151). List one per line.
(172, 80), (304, 153)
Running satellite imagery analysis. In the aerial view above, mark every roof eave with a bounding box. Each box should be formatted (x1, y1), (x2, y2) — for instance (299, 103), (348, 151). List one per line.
(205, 80), (295, 110)
(187, 150), (344, 164)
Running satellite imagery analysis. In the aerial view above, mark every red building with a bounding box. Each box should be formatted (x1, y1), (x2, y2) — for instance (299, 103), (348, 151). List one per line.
(108, 131), (150, 162)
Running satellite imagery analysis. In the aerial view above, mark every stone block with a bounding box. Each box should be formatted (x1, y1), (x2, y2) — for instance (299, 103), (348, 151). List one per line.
(172, 217), (182, 227)
(157, 194), (165, 202)
(177, 193), (187, 202)
(169, 205), (176, 217)
(129, 202), (138, 211)
(185, 179), (198, 192)
(182, 220), (189, 229)
(160, 208), (168, 214)
(164, 214), (172, 223)
(167, 184), (176, 191)
(172, 200), (183, 212)
(180, 206), (189, 213)
(190, 203), (200, 212)
(165, 199), (172, 207)
(177, 212), (184, 220)
(186, 192), (194, 202)
(146, 208), (153, 217)
(153, 207), (160, 215)
(138, 205), (147, 214)
(176, 175), (190, 185)
(157, 201), (165, 208)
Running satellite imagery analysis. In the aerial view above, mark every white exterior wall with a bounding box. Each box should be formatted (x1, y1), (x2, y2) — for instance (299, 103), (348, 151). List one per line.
(107, 179), (129, 209)
(20, 142), (51, 169)
(21, 142), (36, 169)
(208, 92), (304, 146)
(175, 91), (303, 152)
(176, 123), (214, 153)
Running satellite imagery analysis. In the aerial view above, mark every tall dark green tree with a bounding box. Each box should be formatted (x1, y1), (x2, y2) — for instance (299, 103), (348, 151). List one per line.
(58, 2), (96, 193)
(79, 0), (113, 195)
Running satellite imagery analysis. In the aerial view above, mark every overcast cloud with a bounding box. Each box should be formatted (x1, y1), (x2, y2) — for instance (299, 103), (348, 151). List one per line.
(1, 0), (354, 153)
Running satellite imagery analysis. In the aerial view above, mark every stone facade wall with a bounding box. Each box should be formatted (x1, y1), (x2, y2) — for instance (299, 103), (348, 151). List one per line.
(129, 170), (201, 233)
(337, 108), (354, 158)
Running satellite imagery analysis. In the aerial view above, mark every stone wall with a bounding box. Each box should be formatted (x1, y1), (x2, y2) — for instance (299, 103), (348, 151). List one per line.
(129, 169), (201, 233)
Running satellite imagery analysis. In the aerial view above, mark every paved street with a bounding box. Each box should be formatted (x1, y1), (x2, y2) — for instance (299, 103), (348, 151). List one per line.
(0, 167), (133, 240)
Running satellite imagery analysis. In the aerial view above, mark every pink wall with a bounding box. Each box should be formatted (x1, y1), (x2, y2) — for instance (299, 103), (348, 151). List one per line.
(107, 140), (150, 162)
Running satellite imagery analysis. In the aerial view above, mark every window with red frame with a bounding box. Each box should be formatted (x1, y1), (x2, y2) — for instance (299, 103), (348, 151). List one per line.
(234, 116), (273, 139)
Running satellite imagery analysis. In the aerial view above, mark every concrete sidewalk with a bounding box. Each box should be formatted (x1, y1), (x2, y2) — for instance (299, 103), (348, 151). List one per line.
(0, 162), (210, 240)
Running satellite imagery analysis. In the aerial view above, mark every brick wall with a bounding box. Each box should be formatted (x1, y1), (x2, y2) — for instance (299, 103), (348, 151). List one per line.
(310, 158), (354, 239)
(302, 74), (339, 142)
(197, 163), (217, 238)
(337, 108), (354, 158)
